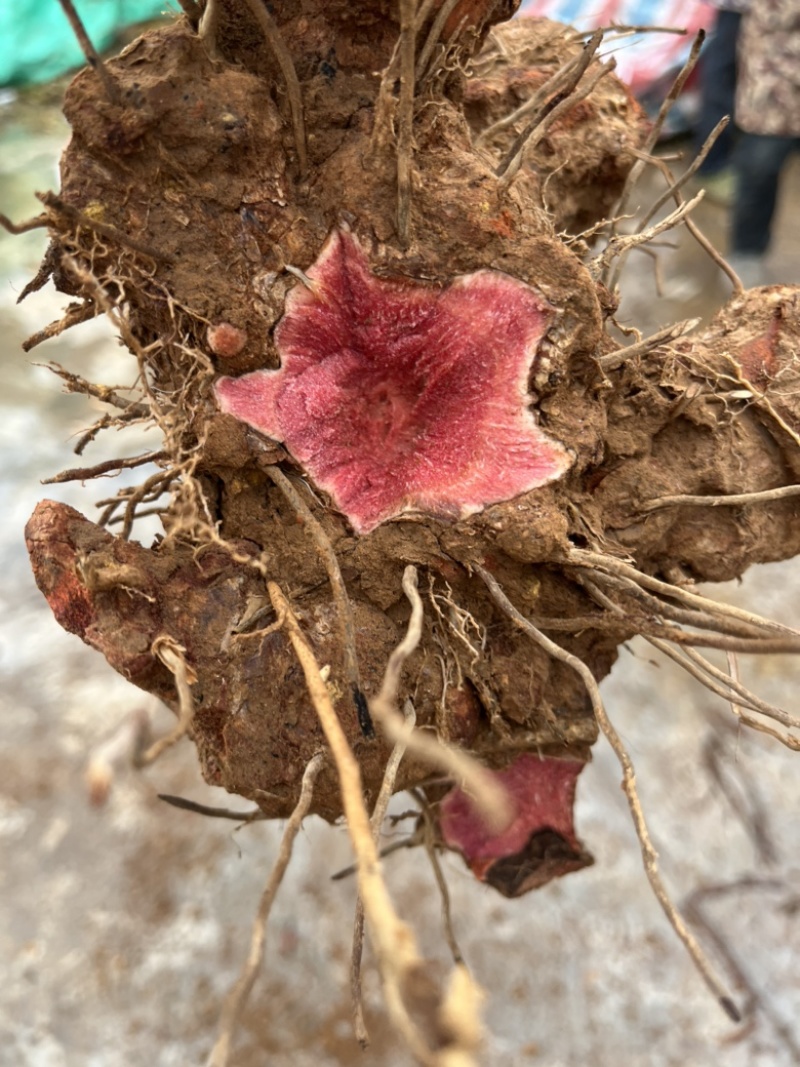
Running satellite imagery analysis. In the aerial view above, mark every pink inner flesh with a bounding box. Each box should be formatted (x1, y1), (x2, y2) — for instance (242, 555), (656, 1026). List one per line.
(215, 230), (571, 533)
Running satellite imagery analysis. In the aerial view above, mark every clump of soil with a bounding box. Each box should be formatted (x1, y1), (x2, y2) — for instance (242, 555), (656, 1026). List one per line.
(20, 0), (800, 898)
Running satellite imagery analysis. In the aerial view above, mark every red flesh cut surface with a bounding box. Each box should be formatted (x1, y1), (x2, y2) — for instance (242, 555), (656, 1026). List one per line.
(216, 229), (571, 533)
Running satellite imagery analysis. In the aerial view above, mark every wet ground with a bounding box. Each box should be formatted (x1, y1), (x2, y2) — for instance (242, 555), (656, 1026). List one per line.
(2, 68), (799, 1067)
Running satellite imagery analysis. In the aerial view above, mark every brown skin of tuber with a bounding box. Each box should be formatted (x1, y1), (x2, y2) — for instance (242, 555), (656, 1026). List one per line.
(24, 3), (800, 886)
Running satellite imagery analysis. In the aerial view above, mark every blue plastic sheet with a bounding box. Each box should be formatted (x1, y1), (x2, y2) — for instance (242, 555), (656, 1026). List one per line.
(0, 0), (175, 87)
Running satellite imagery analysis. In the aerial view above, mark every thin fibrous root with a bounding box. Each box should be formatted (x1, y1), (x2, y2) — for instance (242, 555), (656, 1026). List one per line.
(0, 211), (49, 234)
(352, 700), (416, 1049)
(566, 24), (688, 40)
(269, 582), (484, 1064)
(207, 753), (325, 1067)
(599, 317), (701, 371)
(607, 116), (730, 293)
(158, 793), (265, 822)
(120, 468), (179, 540)
(642, 150), (744, 292)
(649, 639), (800, 745)
(499, 55), (614, 183)
(702, 708), (778, 867)
(413, 788), (464, 966)
(23, 301), (99, 353)
(415, 0), (460, 84)
(240, 0), (307, 176)
(262, 463), (371, 736)
(331, 830), (423, 883)
(576, 566), (782, 642)
(474, 564), (741, 1023)
(85, 707), (151, 806)
(38, 361), (150, 416)
(686, 881), (800, 1059)
(580, 576), (800, 739)
(371, 566), (512, 834)
(591, 192), (705, 281)
(607, 29), (705, 258)
(567, 549), (800, 639)
(499, 27), (605, 173)
(42, 450), (166, 486)
(56, 0), (121, 105)
(577, 573), (800, 655)
(397, 0), (417, 244)
(26, 304), (99, 355)
(642, 484), (800, 511)
(38, 192), (172, 263)
(137, 637), (197, 766)
(477, 34), (598, 149)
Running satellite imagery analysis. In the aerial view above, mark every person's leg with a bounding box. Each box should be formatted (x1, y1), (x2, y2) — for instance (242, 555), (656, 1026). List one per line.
(731, 133), (796, 255)
(695, 9), (742, 174)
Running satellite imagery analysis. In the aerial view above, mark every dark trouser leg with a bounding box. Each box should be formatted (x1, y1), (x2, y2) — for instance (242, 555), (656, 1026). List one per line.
(731, 134), (797, 256)
(695, 9), (741, 174)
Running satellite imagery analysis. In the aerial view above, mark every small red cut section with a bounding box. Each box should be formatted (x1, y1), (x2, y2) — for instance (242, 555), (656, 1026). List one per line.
(439, 754), (592, 897)
(215, 229), (571, 533)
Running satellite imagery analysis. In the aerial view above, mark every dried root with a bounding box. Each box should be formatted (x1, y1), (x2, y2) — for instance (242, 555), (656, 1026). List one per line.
(55, 0), (121, 105)
(475, 564), (741, 1022)
(137, 637), (196, 766)
(240, 0), (307, 175)
(207, 753), (325, 1067)
(268, 581), (485, 1065)
(371, 567), (511, 834)
(351, 700), (416, 1048)
(262, 464), (371, 736)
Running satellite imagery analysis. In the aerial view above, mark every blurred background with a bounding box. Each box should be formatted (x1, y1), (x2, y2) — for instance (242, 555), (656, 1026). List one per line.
(1, 3), (799, 1066)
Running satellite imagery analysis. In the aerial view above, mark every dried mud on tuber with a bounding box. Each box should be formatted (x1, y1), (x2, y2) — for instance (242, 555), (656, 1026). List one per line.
(8, 0), (800, 1062)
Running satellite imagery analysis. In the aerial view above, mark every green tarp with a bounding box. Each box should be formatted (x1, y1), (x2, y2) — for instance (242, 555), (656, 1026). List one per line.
(0, 0), (175, 87)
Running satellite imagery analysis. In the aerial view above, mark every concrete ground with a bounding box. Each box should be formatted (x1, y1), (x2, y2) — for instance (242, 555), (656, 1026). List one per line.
(1, 68), (799, 1067)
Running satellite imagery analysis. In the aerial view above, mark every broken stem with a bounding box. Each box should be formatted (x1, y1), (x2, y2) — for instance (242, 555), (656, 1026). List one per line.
(207, 753), (325, 1067)
(475, 563), (740, 1022)
(175, 0), (202, 22)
